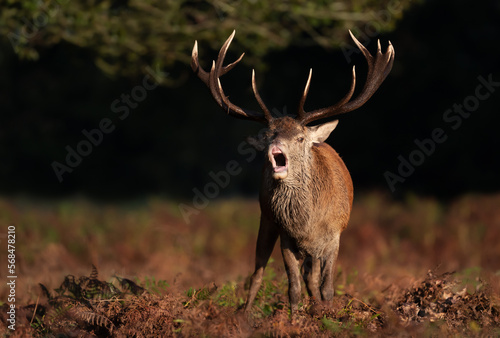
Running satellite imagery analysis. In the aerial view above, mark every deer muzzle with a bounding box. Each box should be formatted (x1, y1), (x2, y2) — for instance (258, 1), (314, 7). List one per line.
(269, 145), (288, 180)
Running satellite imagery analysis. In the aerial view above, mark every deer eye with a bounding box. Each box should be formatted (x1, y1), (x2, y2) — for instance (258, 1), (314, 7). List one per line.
(297, 137), (304, 143)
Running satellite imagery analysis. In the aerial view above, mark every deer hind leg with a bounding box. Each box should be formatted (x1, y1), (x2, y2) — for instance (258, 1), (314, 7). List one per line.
(244, 216), (279, 312)
(302, 255), (321, 301)
(320, 233), (340, 301)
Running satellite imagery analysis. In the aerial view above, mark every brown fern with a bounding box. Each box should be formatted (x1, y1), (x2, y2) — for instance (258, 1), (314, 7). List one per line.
(72, 307), (115, 334)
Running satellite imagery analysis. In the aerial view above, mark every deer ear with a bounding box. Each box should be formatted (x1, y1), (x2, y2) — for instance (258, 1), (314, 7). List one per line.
(308, 120), (339, 144)
(247, 135), (266, 151)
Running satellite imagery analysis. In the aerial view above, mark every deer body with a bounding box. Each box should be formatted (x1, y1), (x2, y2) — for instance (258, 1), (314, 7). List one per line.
(191, 31), (394, 312)
(259, 120), (353, 258)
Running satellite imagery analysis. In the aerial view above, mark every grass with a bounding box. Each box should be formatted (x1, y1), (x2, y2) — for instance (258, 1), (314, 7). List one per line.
(0, 191), (499, 336)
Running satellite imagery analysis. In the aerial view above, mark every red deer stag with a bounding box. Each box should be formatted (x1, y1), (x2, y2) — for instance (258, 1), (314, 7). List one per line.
(191, 31), (394, 313)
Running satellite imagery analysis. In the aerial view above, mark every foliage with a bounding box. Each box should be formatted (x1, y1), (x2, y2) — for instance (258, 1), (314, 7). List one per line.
(395, 270), (500, 330)
(1, 0), (412, 79)
(140, 275), (169, 295)
(1, 192), (500, 336)
(214, 281), (242, 307)
(31, 265), (130, 335)
(182, 283), (218, 308)
(7, 266), (500, 336)
(250, 258), (288, 317)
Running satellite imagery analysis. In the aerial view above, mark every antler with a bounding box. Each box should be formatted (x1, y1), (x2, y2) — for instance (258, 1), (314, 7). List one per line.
(297, 30), (395, 125)
(191, 30), (272, 124)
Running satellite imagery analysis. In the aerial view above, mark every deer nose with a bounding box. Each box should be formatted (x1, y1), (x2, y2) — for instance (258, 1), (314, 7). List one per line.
(273, 139), (283, 146)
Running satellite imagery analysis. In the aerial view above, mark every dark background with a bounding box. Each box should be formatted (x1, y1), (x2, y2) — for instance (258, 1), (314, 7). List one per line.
(1, 0), (499, 201)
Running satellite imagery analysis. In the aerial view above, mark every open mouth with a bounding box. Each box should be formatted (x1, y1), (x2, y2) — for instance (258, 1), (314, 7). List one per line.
(270, 146), (288, 175)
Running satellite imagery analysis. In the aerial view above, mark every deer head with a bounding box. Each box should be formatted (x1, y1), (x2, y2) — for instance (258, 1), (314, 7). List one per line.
(191, 31), (394, 181)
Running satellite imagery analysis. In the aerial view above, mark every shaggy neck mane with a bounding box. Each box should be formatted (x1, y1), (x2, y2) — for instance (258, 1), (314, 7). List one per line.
(267, 150), (315, 236)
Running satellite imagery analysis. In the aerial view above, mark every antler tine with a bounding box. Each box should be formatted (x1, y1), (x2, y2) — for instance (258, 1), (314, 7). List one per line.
(252, 70), (273, 121)
(339, 66), (357, 106)
(191, 30), (270, 124)
(300, 30), (395, 125)
(297, 68), (312, 121)
(191, 40), (209, 85)
(212, 30), (237, 78)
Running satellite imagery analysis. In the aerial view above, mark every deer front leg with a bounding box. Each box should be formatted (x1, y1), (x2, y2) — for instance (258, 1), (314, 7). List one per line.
(244, 216), (279, 312)
(280, 234), (302, 313)
(320, 233), (340, 301)
(302, 255), (321, 301)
